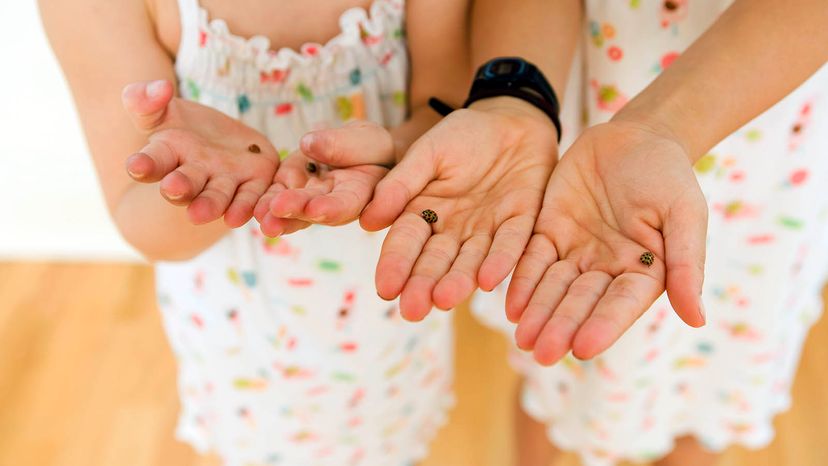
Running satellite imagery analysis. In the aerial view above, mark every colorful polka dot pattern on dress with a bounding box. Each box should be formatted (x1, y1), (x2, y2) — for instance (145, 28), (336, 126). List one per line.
(473, 1), (828, 465)
(159, 1), (454, 465)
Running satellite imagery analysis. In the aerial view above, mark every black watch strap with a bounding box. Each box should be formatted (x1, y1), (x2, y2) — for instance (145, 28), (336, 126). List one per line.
(428, 58), (563, 142)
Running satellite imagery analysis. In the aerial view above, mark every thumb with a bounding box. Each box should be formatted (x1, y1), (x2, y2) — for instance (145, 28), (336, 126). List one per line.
(300, 121), (395, 168)
(663, 193), (708, 328)
(359, 136), (437, 231)
(121, 79), (174, 131)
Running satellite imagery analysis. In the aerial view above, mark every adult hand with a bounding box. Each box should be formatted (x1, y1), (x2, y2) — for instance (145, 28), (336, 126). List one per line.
(506, 120), (708, 366)
(362, 97), (559, 321)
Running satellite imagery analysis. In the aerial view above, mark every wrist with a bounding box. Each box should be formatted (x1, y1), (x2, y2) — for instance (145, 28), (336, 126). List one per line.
(469, 96), (559, 140)
(391, 105), (443, 164)
(612, 88), (704, 164)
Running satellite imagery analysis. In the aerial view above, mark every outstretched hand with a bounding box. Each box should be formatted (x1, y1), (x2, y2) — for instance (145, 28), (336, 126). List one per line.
(254, 121), (394, 237)
(122, 80), (280, 228)
(361, 97), (559, 321)
(506, 120), (708, 366)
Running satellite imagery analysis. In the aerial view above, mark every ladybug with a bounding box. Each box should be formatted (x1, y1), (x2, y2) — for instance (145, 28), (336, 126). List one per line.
(640, 251), (655, 266)
(248, 143), (261, 154)
(421, 209), (438, 224)
(306, 161), (318, 174)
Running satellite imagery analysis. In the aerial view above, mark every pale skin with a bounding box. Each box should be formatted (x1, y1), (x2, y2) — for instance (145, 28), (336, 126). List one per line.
(40, 0), (470, 261)
(509, 0), (828, 365)
(41, 0), (828, 466)
(256, 1), (828, 466)
(443, 1), (826, 465)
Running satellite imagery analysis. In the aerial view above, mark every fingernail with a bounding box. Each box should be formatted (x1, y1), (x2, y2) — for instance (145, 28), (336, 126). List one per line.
(146, 80), (166, 99)
(300, 133), (316, 152)
(126, 168), (143, 179)
(165, 192), (183, 201)
(698, 301), (707, 325)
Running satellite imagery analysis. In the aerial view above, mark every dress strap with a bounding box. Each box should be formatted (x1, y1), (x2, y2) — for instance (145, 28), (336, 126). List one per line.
(174, 0), (202, 77)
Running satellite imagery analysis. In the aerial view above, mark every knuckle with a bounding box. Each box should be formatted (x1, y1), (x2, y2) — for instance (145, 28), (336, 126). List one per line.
(391, 224), (424, 243)
(376, 178), (414, 207)
(521, 248), (551, 267)
(461, 245), (487, 262)
(424, 246), (454, 265)
(551, 312), (581, 331)
(540, 271), (571, 294)
(510, 273), (536, 287)
(590, 313), (625, 334)
(606, 277), (640, 305)
(566, 282), (600, 300)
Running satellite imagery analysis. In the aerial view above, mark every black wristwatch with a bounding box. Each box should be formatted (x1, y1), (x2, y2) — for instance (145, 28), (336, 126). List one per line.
(429, 57), (562, 141)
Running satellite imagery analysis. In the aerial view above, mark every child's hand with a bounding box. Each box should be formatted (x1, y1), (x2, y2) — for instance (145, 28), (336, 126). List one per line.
(506, 121), (708, 366)
(361, 97), (559, 321)
(122, 80), (280, 227)
(253, 121), (394, 237)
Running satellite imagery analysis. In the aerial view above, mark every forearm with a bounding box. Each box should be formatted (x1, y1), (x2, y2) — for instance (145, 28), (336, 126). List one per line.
(41, 0), (228, 262)
(392, 0), (471, 162)
(614, 0), (828, 162)
(114, 183), (227, 261)
(470, 0), (582, 98)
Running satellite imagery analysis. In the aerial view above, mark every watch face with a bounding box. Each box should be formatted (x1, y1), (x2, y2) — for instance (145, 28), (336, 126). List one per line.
(484, 58), (526, 78)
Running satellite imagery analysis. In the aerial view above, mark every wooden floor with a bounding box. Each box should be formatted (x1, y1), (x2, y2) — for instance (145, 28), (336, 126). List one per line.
(0, 262), (826, 466)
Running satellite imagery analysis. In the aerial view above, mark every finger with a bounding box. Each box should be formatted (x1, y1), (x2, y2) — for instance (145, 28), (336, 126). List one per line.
(478, 214), (536, 292)
(304, 168), (385, 225)
(663, 197), (708, 328)
(281, 219), (312, 236)
(571, 272), (663, 360)
(121, 80), (174, 131)
(505, 235), (558, 323)
(514, 260), (579, 351)
(126, 140), (179, 182)
(399, 234), (461, 321)
(375, 212), (432, 301)
(300, 121), (395, 168)
(254, 183), (285, 222)
(158, 163), (209, 205)
(360, 139), (437, 231)
(225, 178), (269, 228)
(187, 175), (238, 225)
(533, 271), (612, 366)
(433, 234), (492, 311)
(304, 188), (363, 225)
(258, 211), (309, 238)
(269, 185), (329, 219)
(275, 155), (312, 190)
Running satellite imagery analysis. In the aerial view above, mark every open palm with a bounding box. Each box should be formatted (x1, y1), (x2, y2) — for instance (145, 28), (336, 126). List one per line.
(122, 80), (281, 228)
(361, 99), (559, 321)
(506, 121), (708, 365)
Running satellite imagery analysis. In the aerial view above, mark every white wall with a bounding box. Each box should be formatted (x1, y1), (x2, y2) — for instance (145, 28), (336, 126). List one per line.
(0, 1), (140, 261)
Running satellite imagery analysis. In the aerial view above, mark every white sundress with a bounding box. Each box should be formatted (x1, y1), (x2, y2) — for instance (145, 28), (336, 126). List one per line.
(474, 1), (828, 465)
(155, 1), (454, 465)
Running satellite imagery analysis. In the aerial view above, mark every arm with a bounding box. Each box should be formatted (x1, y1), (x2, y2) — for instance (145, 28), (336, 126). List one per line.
(470, 0), (581, 103)
(615, 0), (828, 162)
(301, 0), (474, 163)
(357, 1), (584, 320)
(40, 0), (228, 261)
(510, 0), (828, 364)
(256, 0), (473, 233)
(390, 0), (472, 160)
